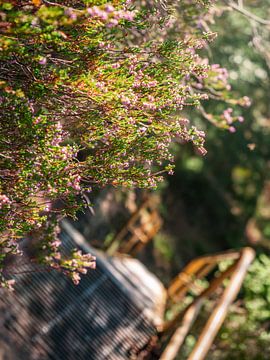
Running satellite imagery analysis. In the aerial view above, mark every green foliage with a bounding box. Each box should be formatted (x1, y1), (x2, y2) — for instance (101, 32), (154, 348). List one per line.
(206, 254), (270, 360)
(159, 2), (270, 357)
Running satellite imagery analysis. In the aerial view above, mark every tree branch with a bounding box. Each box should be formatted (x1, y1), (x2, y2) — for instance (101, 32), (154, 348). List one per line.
(225, 0), (270, 26)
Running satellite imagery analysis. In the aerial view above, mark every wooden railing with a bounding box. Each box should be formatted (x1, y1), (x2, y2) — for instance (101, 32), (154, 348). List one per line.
(160, 247), (255, 360)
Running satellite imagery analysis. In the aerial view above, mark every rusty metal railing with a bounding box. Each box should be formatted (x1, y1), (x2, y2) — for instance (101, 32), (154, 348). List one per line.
(159, 247), (255, 360)
(106, 195), (162, 256)
(103, 197), (255, 360)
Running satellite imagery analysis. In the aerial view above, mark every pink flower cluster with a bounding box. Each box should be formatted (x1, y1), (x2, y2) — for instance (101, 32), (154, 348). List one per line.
(64, 7), (78, 21)
(44, 236), (96, 285)
(51, 122), (65, 146)
(87, 4), (135, 27)
(240, 96), (252, 107)
(223, 108), (234, 124)
(120, 93), (139, 109)
(133, 78), (158, 89)
(0, 278), (15, 291)
(68, 175), (81, 192)
(68, 250), (96, 285)
(222, 108), (245, 133)
(209, 64), (231, 90)
(0, 195), (11, 209)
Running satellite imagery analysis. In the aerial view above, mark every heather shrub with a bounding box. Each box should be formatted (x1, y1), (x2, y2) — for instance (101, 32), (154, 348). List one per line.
(0, 0), (247, 287)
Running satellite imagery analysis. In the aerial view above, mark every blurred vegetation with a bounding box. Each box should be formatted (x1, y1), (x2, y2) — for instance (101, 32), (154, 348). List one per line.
(154, 1), (270, 358)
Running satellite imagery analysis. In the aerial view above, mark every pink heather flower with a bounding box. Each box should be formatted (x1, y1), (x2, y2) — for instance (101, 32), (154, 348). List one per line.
(238, 116), (244, 122)
(73, 183), (81, 191)
(128, 117), (136, 125)
(31, 18), (39, 27)
(120, 96), (131, 106)
(242, 96), (252, 107)
(148, 178), (157, 187)
(114, 10), (123, 20)
(164, 17), (175, 28)
(54, 252), (61, 260)
(229, 126), (236, 133)
(139, 126), (147, 134)
(223, 109), (233, 124)
(70, 175), (81, 191)
(51, 240), (61, 248)
(197, 130), (206, 138)
(39, 57), (47, 65)
(60, 147), (71, 160)
(111, 63), (120, 69)
(6, 279), (15, 291)
(104, 4), (115, 13)
(96, 82), (108, 92)
(106, 19), (119, 28)
(179, 118), (190, 126)
(43, 203), (52, 212)
(197, 146), (207, 156)
(51, 135), (62, 146)
(71, 259), (78, 267)
(121, 11), (135, 21)
(83, 253), (96, 261)
(99, 11), (108, 21)
(87, 6), (112, 20)
(28, 101), (35, 113)
(136, 70), (144, 79)
(87, 6), (97, 15)
(0, 194), (11, 208)
(143, 102), (156, 110)
(91, 261), (96, 269)
(200, 94), (209, 100)
(157, 143), (166, 150)
(147, 80), (158, 87)
(78, 268), (88, 274)
(84, 261), (96, 269)
(33, 117), (42, 124)
(99, 41), (106, 48)
(71, 272), (81, 285)
(132, 80), (141, 88)
(194, 39), (206, 49)
(55, 121), (62, 130)
(51, 263), (61, 270)
(64, 8), (77, 20)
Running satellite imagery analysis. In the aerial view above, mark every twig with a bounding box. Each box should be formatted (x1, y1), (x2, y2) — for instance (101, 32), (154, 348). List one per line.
(42, 0), (83, 13)
(225, 0), (270, 26)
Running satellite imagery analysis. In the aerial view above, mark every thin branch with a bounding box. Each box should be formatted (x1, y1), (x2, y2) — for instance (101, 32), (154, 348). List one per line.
(225, 0), (270, 26)
(42, 0), (83, 13)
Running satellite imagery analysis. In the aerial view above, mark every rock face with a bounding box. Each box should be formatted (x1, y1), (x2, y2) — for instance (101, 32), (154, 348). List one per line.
(0, 221), (165, 360)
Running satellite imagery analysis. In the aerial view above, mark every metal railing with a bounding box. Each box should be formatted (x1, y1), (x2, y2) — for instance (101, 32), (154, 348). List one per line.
(160, 247), (255, 360)
(103, 197), (255, 360)
(106, 196), (162, 256)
